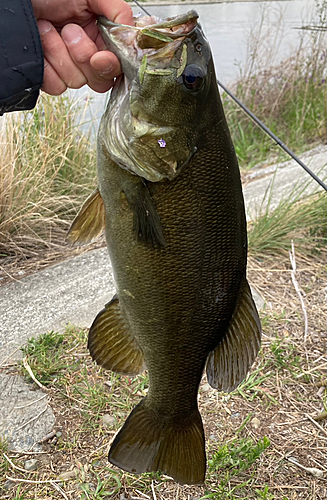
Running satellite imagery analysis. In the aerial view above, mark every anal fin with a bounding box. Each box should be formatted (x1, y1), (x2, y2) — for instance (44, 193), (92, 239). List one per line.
(67, 188), (105, 244)
(88, 295), (145, 375)
(206, 279), (261, 392)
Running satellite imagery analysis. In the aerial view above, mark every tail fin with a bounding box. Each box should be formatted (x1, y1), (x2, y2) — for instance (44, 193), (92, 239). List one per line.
(109, 398), (206, 485)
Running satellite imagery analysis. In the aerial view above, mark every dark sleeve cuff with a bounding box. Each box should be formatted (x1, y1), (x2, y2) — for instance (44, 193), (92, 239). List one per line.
(0, 0), (44, 115)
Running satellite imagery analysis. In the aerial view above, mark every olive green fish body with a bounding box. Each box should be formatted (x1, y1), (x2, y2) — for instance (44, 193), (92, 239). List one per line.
(68, 12), (261, 485)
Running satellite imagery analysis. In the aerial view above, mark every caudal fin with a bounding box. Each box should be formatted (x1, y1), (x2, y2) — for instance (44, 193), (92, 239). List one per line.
(109, 398), (206, 485)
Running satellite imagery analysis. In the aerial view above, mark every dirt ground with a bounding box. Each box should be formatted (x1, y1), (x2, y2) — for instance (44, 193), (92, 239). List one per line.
(1, 249), (327, 500)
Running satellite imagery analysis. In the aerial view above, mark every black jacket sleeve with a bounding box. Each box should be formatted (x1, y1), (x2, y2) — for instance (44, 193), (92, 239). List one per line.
(0, 0), (44, 115)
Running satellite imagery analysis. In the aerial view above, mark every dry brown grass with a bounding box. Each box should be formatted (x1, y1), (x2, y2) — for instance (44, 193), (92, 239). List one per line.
(0, 93), (96, 263)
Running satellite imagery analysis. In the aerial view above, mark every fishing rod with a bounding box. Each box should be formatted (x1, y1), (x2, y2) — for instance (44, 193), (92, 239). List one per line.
(132, 0), (327, 192)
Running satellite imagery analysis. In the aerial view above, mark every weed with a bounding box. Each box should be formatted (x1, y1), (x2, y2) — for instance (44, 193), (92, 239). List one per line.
(248, 185), (327, 256)
(0, 438), (10, 486)
(0, 435), (8, 453)
(205, 437), (270, 499)
(10, 485), (30, 500)
(78, 469), (122, 499)
(225, 3), (327, 170)
(21, 330), (66, 385)
(208, 436), (270, 473)
(256, 485), (274, 500)
(0, 93), (96, 260)
(270, 338), (301, 372)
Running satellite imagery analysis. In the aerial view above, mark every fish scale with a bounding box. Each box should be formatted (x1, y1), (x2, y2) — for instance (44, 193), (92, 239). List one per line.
(68, 10), (261, 485)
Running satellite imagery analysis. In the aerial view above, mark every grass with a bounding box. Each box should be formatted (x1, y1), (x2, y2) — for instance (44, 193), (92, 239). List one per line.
(247, 181), (327, 257)
(1, 3), (327, 499)
(21, 331), (66, 385)
(223, 1), (327, 170)
(205, 436), (271, 500)
(0, 93), (97, 262)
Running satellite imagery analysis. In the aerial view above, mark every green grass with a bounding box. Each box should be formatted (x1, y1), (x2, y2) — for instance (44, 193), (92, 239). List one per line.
(205, 436), (270, 500)
(21, 330), (66, 385)
(208, 436), (270, 474)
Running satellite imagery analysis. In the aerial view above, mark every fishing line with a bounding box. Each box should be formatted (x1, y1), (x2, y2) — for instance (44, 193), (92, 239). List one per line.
(218, 80), (327, 193)
(133, 0), (151, 16)
(132, 0), (327, 192)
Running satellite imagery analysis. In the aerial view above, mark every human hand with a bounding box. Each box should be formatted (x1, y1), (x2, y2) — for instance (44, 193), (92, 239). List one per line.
(32, 0), (133, 95)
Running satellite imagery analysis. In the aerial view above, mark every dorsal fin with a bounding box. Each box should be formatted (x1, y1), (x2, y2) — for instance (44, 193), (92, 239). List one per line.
(206, 279), (261, 392)
(67, 188), (105, 244)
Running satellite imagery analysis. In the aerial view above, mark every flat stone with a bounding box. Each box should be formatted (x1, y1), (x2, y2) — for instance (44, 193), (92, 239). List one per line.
(202, 383), (211, 392)
(250, 286), (265, 311)
(251, 417), (261, 429)
(58, 469), (78, 480)
(4, 480), (16, 490)
(24, 459), (38, 471)
(102, 414), (116, 428)
(0, 374), (55, 452)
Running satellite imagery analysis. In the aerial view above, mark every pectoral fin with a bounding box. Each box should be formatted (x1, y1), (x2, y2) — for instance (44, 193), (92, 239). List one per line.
(123, 179), (166, 248)
(88, 295), (145, 375)
(67, 188), (105, 244)
(206, 279), (261, 392)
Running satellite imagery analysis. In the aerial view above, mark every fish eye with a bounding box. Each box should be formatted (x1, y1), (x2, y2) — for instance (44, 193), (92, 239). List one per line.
(182, 64), (205, 91)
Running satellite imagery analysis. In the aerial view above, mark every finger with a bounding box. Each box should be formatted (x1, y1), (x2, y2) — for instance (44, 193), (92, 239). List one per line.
(62, 24), (119, 93)
(38, 20), (87, 89)
(88, 0), (134, 25)
(42, 57), (67, 95)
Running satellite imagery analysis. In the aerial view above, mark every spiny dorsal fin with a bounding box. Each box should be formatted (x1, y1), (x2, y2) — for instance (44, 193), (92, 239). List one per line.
(109, 398), (205, 485)
(88, 295), (145, 376)
(206, 279), (261, 393)
(67, 188), (105, 244)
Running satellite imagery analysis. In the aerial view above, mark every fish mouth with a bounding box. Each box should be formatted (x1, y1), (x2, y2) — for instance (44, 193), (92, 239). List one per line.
(97, 11), (199, 79)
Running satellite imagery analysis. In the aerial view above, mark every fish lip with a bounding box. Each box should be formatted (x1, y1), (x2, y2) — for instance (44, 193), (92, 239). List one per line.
(97, 10), (198, 33)
(97, 12), (200, 84)
(97, 11), (199, 62)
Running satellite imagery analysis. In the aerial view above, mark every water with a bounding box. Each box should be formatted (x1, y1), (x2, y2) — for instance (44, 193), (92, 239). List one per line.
(74, 0), (317, 132)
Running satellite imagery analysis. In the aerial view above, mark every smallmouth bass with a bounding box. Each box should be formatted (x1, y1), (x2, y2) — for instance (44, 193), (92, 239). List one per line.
(68, 11), (261, 485)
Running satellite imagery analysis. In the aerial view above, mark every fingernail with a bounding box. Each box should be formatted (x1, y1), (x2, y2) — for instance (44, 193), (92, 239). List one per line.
(62, 25), (83, 44)
(94, 58), (113, 75)
(100, 64), (113, 76)
(38, 20), (52, 35)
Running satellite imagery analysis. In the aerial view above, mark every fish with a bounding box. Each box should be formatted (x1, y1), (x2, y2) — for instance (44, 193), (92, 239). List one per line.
(67, 10), (261, 485)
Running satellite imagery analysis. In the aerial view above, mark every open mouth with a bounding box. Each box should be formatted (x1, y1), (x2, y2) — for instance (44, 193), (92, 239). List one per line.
(97, 10), (198, 38)
(97, 11), (199, 63)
